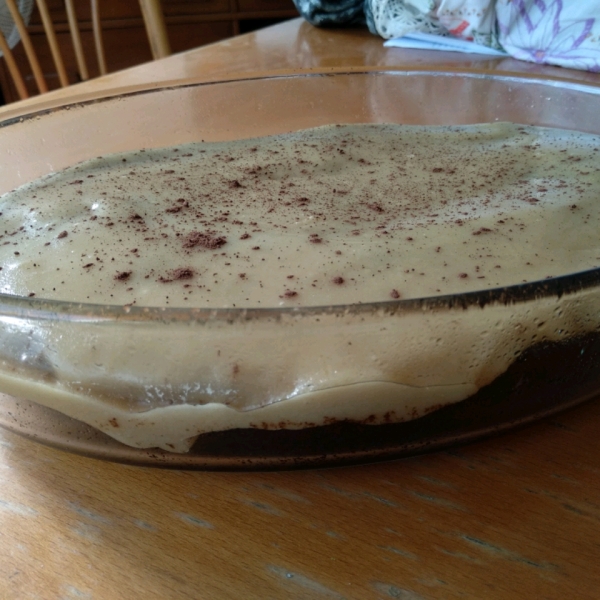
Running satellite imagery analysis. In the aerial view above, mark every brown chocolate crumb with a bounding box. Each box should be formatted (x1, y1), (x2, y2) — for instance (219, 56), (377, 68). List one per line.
(280, 290), (298, 298)
(28, 292), (35, 297)
(252, 246), (260, 250)
(309, 234), (322, 244)
(458, 273), (469, 279)
(114, 271), (132, 281)
(229, 180), (243, 189)
(240, 233), (251, 240)
(57, 231), (68, 239)
(432, 167), (444, 173)
(109, 418), (119, 427)
(183, 231), (227, 250)
(332, 276), (344, 285)
(170, 268), (194, 280)
(390, 289), (401, 299)
(239, 273), (247, 279)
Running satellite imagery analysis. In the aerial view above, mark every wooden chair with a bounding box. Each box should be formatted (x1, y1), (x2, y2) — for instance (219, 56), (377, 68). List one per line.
(0, 0), (170, 101)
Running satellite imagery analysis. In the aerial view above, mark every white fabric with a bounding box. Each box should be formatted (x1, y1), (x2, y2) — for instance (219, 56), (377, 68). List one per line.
(384, 30), (507, 55)
(437, 0), (499, 47)
(373, 0), (496, 41)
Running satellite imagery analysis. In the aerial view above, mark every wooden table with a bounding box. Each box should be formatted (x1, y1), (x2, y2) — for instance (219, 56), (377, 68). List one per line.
(1, 19), (599, 599)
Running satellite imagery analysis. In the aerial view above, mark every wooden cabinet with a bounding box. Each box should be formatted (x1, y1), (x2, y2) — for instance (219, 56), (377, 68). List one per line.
(0, 0), (298, 104)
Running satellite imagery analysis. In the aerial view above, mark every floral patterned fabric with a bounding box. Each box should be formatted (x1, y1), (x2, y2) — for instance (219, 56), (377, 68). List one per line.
(292, 0), (600, 71)
(497, 0), (600, 72)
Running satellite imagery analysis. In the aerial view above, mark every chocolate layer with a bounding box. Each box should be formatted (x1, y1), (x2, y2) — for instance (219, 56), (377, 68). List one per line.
(184, 331), (600, 468)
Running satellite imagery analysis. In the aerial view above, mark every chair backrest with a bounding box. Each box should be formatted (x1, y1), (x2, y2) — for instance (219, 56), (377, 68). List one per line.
(0, 0), (170, 101)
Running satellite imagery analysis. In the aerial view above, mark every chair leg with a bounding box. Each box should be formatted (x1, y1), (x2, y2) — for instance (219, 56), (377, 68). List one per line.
(91, 0), (107, 75)
(65, 0), (89, 81)
(5, 0), (47, 94)
(36, 0), (69, 87)
(139, 0), (171, 60)
(0, 28), (28, 99)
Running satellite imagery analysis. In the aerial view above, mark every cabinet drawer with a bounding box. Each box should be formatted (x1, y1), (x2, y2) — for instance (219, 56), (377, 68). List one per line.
(236, 0), (297, 13)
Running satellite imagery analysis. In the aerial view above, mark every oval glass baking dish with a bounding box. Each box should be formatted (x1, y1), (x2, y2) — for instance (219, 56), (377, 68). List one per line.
(0, 70), (599, 469)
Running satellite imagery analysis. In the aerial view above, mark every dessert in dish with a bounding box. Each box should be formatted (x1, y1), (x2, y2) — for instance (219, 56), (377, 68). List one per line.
(0, 123), (598, 452)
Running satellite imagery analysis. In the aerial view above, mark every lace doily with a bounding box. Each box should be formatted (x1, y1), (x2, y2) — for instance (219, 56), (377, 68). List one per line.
(370, 0), (446, 39)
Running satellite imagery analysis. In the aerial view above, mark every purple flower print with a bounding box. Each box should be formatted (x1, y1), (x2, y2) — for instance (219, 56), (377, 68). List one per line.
(496, 0), (600, 71)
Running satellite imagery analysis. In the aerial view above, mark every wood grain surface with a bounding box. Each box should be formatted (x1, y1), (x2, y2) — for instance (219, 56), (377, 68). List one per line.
(1, 398), (599, 599)
(0, 19), (599, 599)
(2, 18), (599, 122)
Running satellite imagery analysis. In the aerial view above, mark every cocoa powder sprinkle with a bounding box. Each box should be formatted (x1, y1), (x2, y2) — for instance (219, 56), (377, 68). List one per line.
(183, 231), (227, 250)
(4, 122), (597, 312)
(171, 268), (194, 280)
(159, 267), (195, 282)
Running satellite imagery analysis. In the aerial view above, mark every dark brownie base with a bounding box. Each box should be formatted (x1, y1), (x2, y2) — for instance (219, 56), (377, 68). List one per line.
(184, 330), (600, 468)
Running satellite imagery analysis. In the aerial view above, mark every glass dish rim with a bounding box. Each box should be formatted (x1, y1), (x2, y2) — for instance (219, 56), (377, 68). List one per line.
(1, 69), (599, 324)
